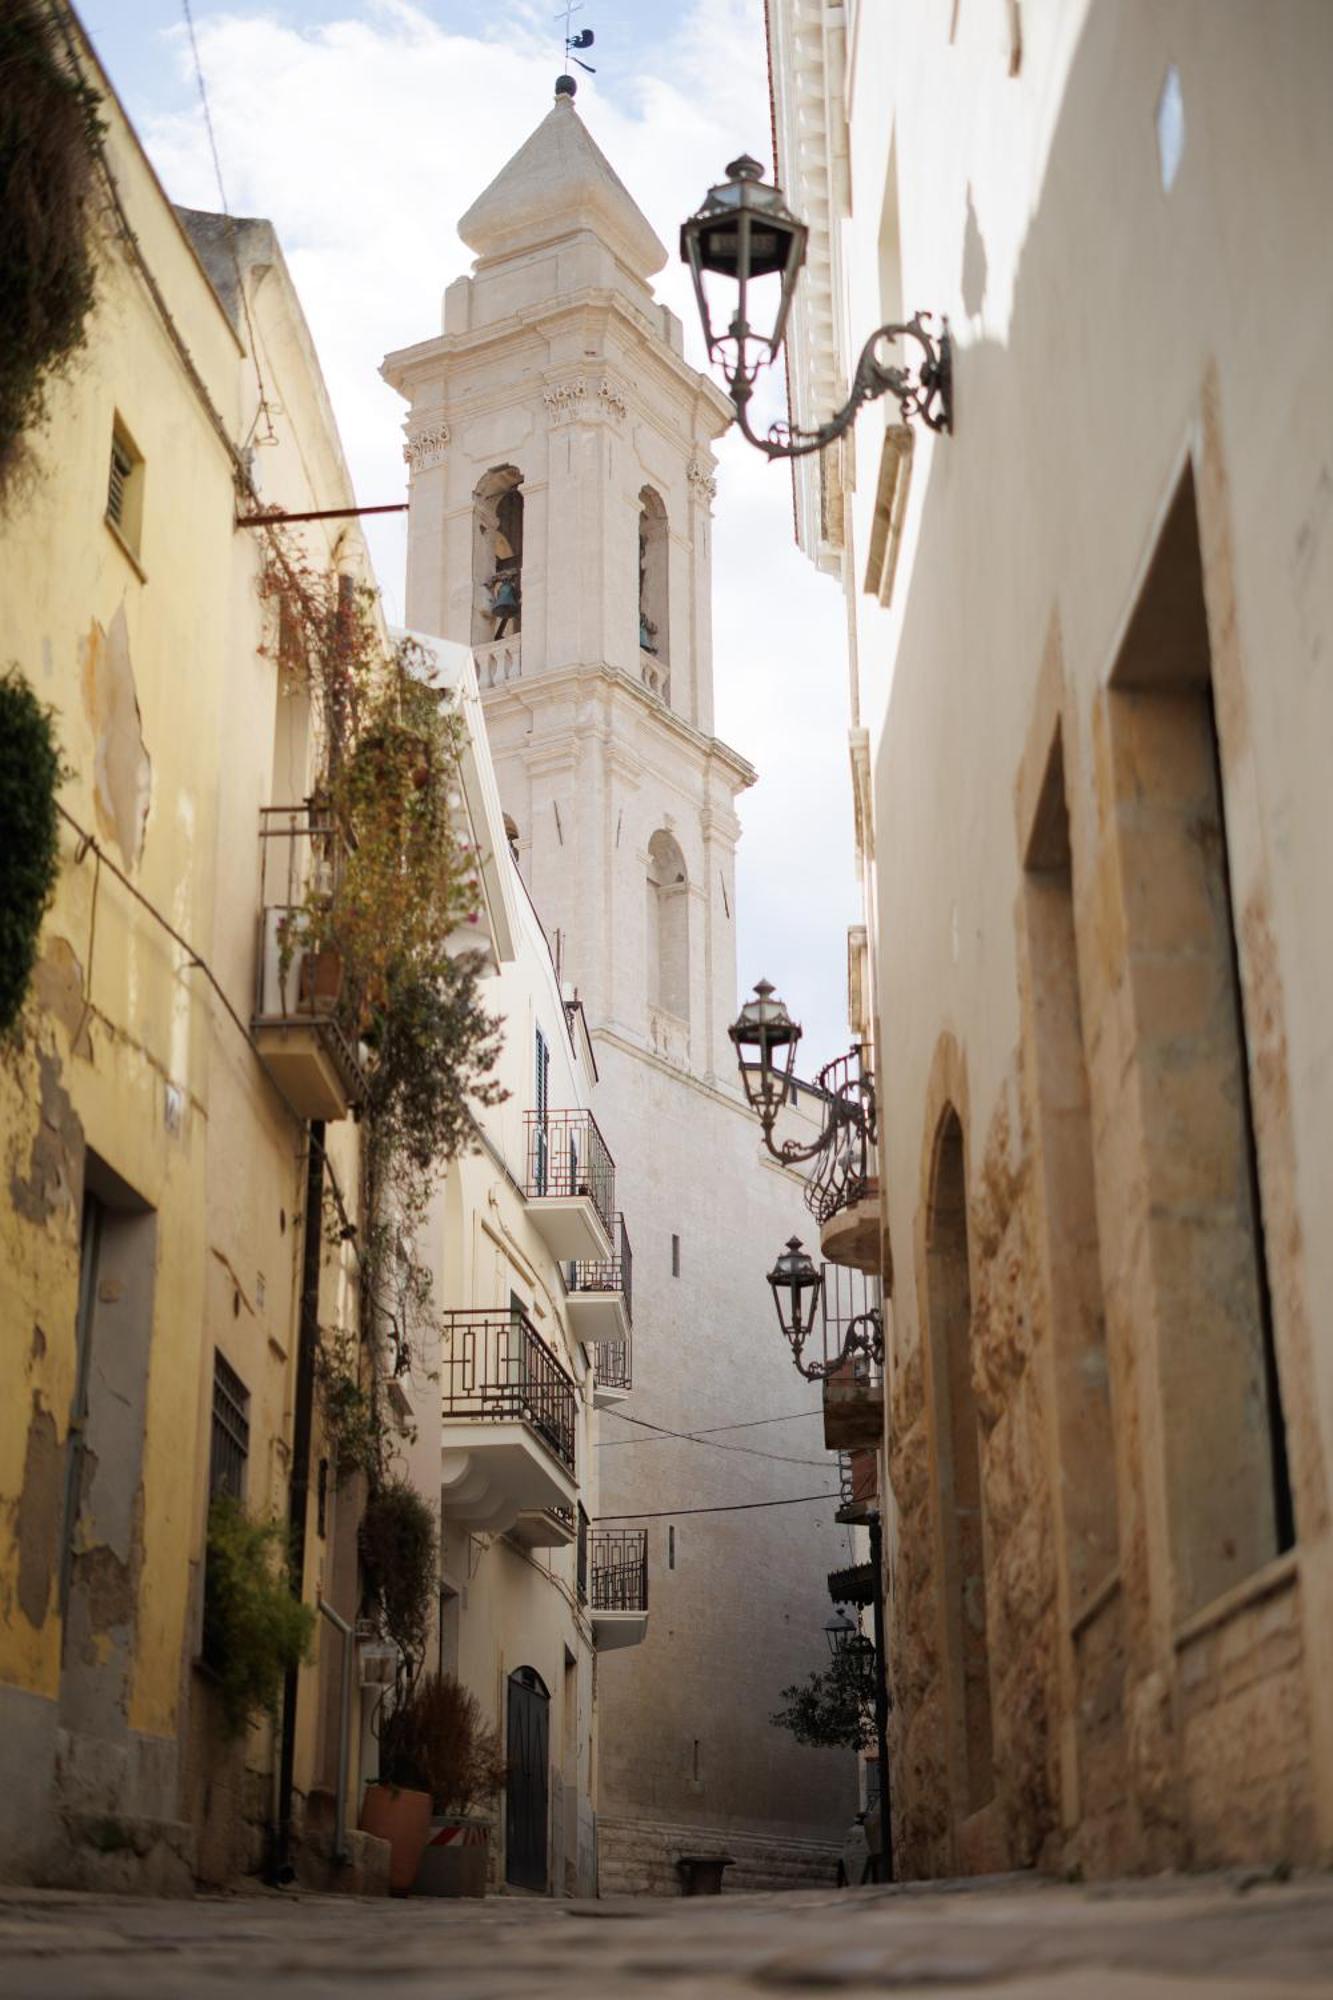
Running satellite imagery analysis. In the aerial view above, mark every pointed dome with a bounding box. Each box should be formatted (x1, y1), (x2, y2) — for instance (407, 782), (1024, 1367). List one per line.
(458, 92), (667, 281)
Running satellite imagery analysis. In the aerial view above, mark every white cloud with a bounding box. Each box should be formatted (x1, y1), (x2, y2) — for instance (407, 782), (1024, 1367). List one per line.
(141, 0), (856, 1067)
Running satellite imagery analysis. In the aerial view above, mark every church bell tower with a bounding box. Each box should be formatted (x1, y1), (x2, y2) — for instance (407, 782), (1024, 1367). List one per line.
(382, 83), (752, 1085)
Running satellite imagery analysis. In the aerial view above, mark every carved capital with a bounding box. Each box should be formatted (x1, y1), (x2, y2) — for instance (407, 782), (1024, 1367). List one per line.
(687, 456), (718, 503)
(403, 421), (450, 472)
(543, 377), (587, 421)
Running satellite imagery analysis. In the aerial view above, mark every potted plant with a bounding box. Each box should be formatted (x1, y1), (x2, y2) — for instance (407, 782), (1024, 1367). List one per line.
(357, 1480), (438, 1893)
(412, 1675), (506, 1898)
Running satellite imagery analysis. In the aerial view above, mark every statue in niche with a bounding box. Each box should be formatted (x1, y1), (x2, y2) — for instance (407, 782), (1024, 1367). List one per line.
(638, 530), (658, 654)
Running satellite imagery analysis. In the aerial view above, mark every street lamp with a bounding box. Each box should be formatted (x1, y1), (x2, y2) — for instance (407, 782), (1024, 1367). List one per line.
(766, 1234), (883, 1382)
(824, 1603), (857, 1660)
(729, 980), (875, 1175)
(729, 978), (801, 1126)
(681, 154), (952, 458)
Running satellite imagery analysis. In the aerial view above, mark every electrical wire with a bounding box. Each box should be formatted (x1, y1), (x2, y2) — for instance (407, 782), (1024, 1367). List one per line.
(595, 1409), (829, 1468)
(596, 1491), (838, 1522)
(181, 0), (277, 444)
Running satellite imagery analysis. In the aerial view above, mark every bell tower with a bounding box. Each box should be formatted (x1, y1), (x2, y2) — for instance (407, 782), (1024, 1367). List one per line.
(383, 84), (751, 1083)
(383, 84), (855, 1893)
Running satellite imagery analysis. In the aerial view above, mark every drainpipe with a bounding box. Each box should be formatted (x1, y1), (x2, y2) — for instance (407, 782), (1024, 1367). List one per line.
(274, 1119), (325, 1882)
(868, 1509), (894, 1883)
(317, 1595), (354, 1866)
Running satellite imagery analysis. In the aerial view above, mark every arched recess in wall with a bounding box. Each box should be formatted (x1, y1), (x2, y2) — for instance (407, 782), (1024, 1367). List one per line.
(646, 829), (689, 1024)
(472, 465), (524, 645)
(638, 487), (669, 676)
(924, 1104), (995, 1822)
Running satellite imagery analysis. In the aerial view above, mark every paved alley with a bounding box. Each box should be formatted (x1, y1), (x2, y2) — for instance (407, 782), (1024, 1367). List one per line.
(1, 1873), (1332, 1999)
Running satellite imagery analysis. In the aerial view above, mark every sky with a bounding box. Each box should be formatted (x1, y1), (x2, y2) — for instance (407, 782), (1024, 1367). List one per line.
(90, 0), (858, 1072)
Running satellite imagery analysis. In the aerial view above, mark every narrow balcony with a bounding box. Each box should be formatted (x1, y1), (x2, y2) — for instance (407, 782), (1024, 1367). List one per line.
(250, 806), (366, 1121)
(639, 649), (669, 702)
(589, 1528), (649, 1651)
(592, 1338), (632, 1410)
(836, 1445), (879, 1526)
(439, 1308), (577, 1534)
(474, 635), (522, 690)
(820, 1266), (885, 1452)
(567, 1213), (633, 1350)
(508, 1503), (577, 1551)
(524, 1110), (615, 1261)
(806, 1046), (882, 1275)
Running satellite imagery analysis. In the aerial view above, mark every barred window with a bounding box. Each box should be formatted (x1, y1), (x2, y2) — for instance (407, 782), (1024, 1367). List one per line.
(210, 1351), (250, 1504)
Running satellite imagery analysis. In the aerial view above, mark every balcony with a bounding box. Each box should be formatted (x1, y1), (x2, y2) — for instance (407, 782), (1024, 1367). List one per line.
(250, 806), (366, 1121)
(567, 1213), (633, 1350)
(639, 649), (669, 702)
(509, 1504), (577, 1551)
(524, 1110), (615, 1261)
(439, 1308), (577, 1534)
(819, 1266), (885, 1452)
(589, 1528), (649, 1651)
(836, 1446), (879, 1526)
(474, 636), (522, 689)
(805, 1047), (881, 1274)
(592, 1338), (631, 1410)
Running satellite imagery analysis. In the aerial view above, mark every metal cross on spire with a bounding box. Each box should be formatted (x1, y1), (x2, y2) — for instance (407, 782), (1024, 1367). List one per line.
(555, 1), (596, 75)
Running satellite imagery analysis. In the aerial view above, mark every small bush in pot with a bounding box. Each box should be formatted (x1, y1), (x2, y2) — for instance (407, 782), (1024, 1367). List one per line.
(412, 1675), (506, 1898)
(357, 1480), (439, 1892)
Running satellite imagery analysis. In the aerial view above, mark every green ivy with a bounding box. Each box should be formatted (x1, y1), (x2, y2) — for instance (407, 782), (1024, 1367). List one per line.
(203, 1497), (315, 1740)
(0, 0), (103, 501)
(0, 667), (63, 1037)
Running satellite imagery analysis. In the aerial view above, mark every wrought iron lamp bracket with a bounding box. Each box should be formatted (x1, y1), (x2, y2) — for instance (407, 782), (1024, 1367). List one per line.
(732, 312), (952, 460)
(788, 1305), (885, 1383)
(757, 1052), (877, 1170)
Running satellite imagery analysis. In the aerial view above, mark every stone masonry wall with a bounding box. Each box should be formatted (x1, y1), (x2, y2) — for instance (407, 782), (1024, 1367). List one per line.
(598, 1815), (841, 1896)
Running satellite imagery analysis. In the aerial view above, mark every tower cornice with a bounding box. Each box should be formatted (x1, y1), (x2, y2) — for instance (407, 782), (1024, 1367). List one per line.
(383, 287), (733, 436)
(480, 657), (756, 794)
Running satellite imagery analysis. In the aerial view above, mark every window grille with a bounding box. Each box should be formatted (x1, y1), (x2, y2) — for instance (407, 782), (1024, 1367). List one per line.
(107, 438), (132, 529)
(210, 1351), (250, 1503)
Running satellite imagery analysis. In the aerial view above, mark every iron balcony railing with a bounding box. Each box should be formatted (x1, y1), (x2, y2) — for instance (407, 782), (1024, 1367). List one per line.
(568, 1213), (633, 1325)
(819, 1264), (885, 1382)
(440, 1308), (577, 1476)
(252, 803), (365, 1095)
(525, 1109), (617, 1238)
(802, 1044), (876, 1228)
(590, 1528), (649, 1613)
(594, 1340), (632, 1392)
(577, 1504), (590, 1604)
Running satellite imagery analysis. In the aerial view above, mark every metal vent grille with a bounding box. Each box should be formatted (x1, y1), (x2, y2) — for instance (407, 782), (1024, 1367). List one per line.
(107, 438), (132, 528)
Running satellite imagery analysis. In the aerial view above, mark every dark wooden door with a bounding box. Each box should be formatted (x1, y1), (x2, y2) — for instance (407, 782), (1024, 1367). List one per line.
(506, 1667), (550, 1891)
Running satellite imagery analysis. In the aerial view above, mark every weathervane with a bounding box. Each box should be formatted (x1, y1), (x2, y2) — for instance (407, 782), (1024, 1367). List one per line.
(556, 0), (596, 76)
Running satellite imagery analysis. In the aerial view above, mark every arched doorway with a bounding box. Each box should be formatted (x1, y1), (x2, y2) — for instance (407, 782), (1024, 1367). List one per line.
(926, 1106), (994, 1823)
(505, 1665), (550, 1890)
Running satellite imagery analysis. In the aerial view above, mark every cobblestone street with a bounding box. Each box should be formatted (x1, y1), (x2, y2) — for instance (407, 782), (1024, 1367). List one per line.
(1, 1874), (1332, 1999)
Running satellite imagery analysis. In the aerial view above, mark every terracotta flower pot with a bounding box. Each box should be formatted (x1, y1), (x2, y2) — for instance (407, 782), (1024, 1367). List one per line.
(359, 1782), (432, 1895)
(299, 946), (344, 1016)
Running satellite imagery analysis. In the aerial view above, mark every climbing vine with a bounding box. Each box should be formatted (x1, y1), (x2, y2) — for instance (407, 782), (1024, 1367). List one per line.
(0, 667), (64, 1037)
(257, 540), (505, 1409)
(0, 0), (104, 504)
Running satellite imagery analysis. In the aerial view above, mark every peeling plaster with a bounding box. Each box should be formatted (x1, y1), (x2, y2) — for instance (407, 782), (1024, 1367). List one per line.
(9, 1046), (83, 1227)
(81, 608), (152, 870)
(15, 1395), (61, 1630)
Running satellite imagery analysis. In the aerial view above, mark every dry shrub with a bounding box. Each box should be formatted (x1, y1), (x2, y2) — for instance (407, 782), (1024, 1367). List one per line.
(415, 1674), (507, 1816)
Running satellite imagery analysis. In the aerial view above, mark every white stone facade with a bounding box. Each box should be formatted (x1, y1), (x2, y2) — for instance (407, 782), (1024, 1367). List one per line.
(384, 90), (855, 1884)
